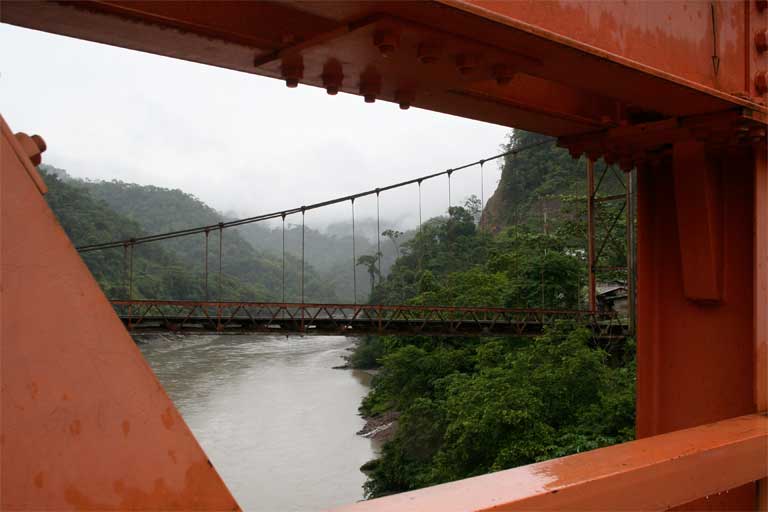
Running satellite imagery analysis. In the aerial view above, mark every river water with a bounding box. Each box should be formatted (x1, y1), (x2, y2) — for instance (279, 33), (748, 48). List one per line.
(138, 334), (376, 512)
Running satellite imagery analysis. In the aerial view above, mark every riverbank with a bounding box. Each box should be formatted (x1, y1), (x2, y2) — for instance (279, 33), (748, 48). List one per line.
(356, 410), (399, 443)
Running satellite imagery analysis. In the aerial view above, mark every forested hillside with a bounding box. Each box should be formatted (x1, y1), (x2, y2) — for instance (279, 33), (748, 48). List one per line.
(41, 168), (198, 300)
(39, 166), (337, 302)
(350, 131), (635, 498)
(482, 130), (624, 233)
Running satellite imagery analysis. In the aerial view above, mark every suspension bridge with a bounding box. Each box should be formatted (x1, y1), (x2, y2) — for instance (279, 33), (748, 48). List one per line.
(112, 301), (625, 338)
(77, 138), (631, 339)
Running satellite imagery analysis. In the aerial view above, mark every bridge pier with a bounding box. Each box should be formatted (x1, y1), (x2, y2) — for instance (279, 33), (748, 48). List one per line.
(637, 141), (766, 509)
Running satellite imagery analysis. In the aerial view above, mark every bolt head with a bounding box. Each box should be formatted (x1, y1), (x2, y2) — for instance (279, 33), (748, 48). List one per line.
(755, 71), (768, 95)
(455, 54), (479, 76)
(492, 64), (515, 86)
(756, 30), (768, 53)
(417, 43), (440, 64)
(373, 30), (399, 58)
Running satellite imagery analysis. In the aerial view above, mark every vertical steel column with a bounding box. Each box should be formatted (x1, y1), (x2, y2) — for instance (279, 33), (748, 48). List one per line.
(586, 159), (597, 311)
(627, 168), (637, 336)
(755, 141), (768, 511)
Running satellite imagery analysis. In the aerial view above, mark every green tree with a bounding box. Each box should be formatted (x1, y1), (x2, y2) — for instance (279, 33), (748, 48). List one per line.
(357, 253), (382, 296)
(382, 229), (403, 257)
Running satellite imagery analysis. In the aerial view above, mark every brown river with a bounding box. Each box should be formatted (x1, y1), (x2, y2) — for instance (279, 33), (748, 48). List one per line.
(138, 334), (377, 512)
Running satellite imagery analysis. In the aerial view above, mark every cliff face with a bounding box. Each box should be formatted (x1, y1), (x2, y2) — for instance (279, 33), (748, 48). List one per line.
(480, 131), (588, 233)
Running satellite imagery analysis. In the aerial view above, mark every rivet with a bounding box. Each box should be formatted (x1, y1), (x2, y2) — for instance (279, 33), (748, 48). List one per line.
(360, 72), (381, 103)
(373, 30), (399, 58)
(492, 64), (515, 86)
(755, 71), (768, 95)
(322, 60), (343, 96)
(395, 90), (414, 110)
(281, 56), (303, 88)
(14, 132), (47, 166)
(455, 54), (479, 75)
(750, 126), (767, 144)
(756, 30), (768, 53)
(417, 43), (441, 64)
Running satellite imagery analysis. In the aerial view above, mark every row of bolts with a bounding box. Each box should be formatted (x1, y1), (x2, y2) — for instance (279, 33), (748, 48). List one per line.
(279, 29), (517, 109)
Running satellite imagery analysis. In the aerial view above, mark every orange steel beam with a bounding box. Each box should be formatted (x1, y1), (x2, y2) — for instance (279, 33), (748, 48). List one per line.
(0, 115), (239, 510)
(757, 141), (768, 415)
(327, 413), (768, 512)
(2, 1), (766, 139)
(756, 140), (768, 510)
(446, 1), (768, 100)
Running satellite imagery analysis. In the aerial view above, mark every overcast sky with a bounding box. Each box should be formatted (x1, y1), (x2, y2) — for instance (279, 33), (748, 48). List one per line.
(1, 24), (511, 231)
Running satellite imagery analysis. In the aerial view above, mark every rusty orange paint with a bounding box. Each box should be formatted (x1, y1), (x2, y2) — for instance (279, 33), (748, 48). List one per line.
(636, 143), (761, 510)
(671, 140), (723, 302)
(0, 114), (239, 510)
(756, 142), (768, 511)
(2, 1), (765, 138)
(327, 414), (768, 512)
(756, 141), (768, 415)
(450, 1), (763, 97)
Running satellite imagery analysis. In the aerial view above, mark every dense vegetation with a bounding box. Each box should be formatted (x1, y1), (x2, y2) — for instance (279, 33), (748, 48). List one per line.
(359, 329), (635, 496)
(350, 130), (635, 498)
(40, 166), (340, 302)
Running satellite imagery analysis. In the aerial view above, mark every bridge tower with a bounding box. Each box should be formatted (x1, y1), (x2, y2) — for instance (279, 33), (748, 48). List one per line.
(2, 1), (767, 510)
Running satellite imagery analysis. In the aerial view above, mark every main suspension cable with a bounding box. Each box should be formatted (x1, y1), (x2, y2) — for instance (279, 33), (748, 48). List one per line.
(77, 137), (554, 253)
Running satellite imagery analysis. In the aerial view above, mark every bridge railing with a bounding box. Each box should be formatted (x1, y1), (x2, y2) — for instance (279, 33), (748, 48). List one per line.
(328, 413), (767, 511)
(110, 300), (627, 337)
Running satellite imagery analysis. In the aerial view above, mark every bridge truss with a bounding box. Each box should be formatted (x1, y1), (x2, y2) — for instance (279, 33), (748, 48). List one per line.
(112, 300), (627, 339)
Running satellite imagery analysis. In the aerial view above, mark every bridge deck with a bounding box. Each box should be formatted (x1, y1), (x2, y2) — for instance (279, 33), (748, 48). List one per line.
(112, 300), (627, 338)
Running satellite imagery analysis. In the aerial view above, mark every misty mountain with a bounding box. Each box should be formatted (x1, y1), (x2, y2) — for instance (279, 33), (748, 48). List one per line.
(39, 165), (338, 302)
